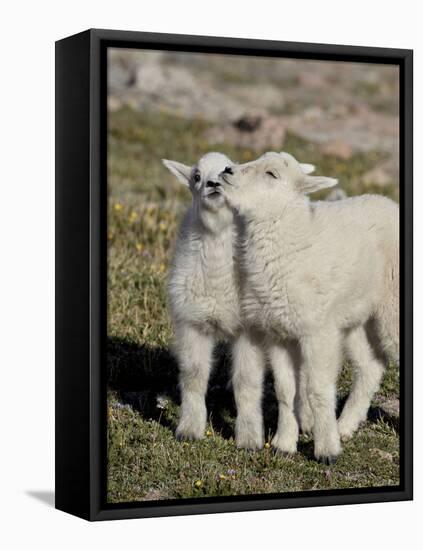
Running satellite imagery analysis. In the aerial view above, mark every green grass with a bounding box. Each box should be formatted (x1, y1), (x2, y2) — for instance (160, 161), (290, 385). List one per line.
(107, 106), (400, 503)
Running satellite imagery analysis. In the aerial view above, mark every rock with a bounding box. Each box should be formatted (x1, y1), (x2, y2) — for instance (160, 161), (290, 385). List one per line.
(321, 140), (353, 159)
(107, 49), (400, 165)
(135, 61), (196, 96)
(234, 114), (263, 133)
(108, 61), (137, 90)
(298, 71), (327, 89)
(142, 488), (170, 501)
(232, 84), (285, 112)
(283, 110), (399, 156)
(362, 159), (398, 187)
(376, 397), (400, 418)
(302, 106), (324, 120)
(328, 104), (349, 118)
(370, 448), (394, 462)
(362, 167), (391, 187)
(108, 96), (122, 112)
(108, 51), (247, 122)
(205, 113), (286, 151)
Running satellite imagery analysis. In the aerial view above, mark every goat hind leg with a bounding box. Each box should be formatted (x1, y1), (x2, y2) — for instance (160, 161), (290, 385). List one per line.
(338, 325), (384, 441)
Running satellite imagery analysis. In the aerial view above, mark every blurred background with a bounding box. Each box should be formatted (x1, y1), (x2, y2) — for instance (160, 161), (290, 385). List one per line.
(108, 48), (399, 200)
(107, 48), (400, 503)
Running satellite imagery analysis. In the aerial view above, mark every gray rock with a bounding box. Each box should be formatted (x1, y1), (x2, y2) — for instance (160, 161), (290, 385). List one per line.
(205, 112), (286, 151)
(375, 397), (400, 418)
(362, 159), (399, 187)
(320, 140), (353, 159)
(108, 49), (400, 171)
(370, 448), (394, 462)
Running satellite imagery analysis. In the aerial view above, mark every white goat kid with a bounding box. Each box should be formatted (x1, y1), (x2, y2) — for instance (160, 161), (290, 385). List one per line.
(219, 153), (399, 463)
(163, 153), (265, 448)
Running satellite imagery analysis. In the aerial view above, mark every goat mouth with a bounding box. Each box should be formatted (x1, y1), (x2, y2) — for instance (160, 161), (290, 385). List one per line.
(204, 190), (222, 198)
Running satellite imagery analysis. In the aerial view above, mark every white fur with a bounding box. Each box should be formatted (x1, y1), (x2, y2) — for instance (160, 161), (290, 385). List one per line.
(232, 332), (266, 449)
(164, 153), (268, 446)
(164, 153), (238, 440)
(220, 152), (399, 462)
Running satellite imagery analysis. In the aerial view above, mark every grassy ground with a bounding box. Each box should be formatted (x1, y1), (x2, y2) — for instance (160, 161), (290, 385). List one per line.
(107, 107), (400, 503)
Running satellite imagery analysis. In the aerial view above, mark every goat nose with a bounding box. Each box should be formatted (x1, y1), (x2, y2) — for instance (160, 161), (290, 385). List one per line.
(223, 166), (233, 175)
(206, 180), (220, 188)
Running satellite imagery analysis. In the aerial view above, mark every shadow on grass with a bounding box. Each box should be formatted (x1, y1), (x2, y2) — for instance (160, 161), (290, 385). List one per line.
(108, 337), (399, 441)
(367, 403), (400, 433)
(107, 337), (279, 439)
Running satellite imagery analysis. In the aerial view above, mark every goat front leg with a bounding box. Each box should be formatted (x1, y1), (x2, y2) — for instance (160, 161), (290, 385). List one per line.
(301, 328), (342, 464)
(232, 332), (266, 450)
(268, 343), (299, 454)
(174, 324), (214, 441)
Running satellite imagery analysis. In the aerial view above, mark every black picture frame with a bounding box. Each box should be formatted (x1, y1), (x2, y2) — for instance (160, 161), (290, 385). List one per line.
(55, 28), (413, 521)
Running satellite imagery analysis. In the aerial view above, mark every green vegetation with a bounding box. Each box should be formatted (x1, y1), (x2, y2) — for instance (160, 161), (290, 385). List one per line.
(107, 107), (400, 503)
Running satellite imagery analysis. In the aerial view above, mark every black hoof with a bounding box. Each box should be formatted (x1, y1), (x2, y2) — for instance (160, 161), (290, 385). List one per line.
(317, 455), (338, 465)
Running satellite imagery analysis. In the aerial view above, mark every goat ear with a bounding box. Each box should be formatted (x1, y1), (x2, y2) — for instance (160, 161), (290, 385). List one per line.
(300, 163), (315, 175)
(298, 175), (338, 194)
(162, 159), (191, 186)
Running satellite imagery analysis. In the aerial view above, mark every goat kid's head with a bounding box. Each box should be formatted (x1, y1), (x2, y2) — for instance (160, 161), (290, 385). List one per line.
(218, 152), (337, 215)
(162, 153), (233, 214)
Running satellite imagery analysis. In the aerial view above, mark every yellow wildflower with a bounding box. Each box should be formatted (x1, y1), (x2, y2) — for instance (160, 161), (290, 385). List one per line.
(159, 221), (167, 231)
(206, 430), (213, 437)
(129, 211), (137, 222)
(218, 474), (226, 481)
(194, 480), (202, 488)
(264, 442), (270, 449)
(159, 264), (166, 273)
(135, 243), (144, 252)
(114, 202), (123, 212)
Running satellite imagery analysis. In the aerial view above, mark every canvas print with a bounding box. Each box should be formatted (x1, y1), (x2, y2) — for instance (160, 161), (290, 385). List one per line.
(106, 47), (400, 504)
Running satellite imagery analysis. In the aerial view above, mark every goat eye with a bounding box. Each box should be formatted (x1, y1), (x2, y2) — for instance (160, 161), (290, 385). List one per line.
(194, 173), (201, 183)
(266, 171), (277, 179)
